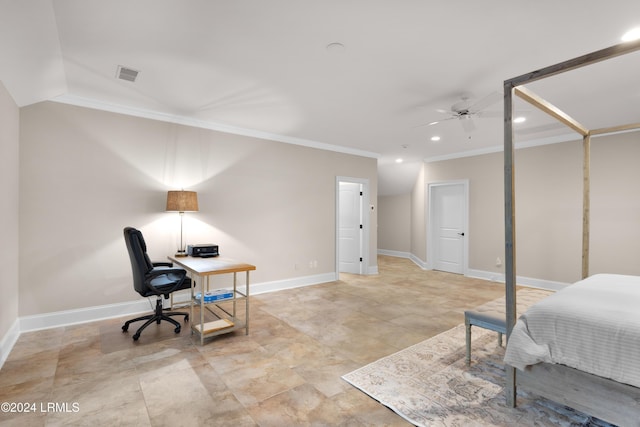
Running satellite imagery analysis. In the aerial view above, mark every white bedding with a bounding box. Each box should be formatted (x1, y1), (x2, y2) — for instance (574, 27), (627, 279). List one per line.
(504, 274), (640, 388)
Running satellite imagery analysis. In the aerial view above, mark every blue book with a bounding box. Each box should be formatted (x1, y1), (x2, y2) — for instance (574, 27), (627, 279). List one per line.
(195, 289), (233, 303)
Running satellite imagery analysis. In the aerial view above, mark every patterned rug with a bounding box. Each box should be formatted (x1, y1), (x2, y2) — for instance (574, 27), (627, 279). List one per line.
(342, 292), (614, 426)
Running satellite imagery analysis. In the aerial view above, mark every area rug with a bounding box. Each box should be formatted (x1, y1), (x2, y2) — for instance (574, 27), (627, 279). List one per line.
(342, 293), (614, 426)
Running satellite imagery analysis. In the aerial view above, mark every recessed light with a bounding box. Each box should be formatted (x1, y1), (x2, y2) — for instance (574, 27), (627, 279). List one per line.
(430, 136), (441, 142)
(514, 116), (526, 123)
(395, 158), (403, 163)
(622, 27), (640, 42)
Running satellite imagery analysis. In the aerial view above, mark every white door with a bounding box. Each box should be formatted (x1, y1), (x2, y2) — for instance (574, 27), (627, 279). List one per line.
(432, 183), (466, 274)
(338, 182), (362, 274)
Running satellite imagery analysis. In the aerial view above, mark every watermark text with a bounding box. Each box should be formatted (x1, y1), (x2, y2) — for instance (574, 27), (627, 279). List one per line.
(1, 402), (80, 413)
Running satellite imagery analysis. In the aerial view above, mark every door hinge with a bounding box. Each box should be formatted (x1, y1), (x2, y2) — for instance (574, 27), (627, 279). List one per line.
(359, 224), (363, 229)
(360, 257), (363, 262)
(360, 191), (363, 196)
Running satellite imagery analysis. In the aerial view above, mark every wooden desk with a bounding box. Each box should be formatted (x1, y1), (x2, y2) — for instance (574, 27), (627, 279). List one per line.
(168, 256), (256, 345)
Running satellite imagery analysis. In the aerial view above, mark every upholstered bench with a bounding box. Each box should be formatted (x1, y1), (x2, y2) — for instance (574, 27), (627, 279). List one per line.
(464, 308), (506, 366)
(463, 288), (553, 366)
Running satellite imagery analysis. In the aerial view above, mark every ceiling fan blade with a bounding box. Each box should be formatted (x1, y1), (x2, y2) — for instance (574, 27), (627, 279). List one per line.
(413, 116), (456, 128)
(460, 116), (476, 132)
(467, 91), (502, 113)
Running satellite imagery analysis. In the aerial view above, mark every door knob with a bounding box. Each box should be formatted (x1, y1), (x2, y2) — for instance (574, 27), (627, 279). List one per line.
(458, 232), (465, 236)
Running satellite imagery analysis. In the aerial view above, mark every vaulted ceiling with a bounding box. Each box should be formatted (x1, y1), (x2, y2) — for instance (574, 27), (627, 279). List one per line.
(2, 0), (640, 195)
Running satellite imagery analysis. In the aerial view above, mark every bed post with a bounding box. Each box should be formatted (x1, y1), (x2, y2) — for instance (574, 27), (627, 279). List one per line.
(582, 133), (591, 279)
(503, 81), (517, 407)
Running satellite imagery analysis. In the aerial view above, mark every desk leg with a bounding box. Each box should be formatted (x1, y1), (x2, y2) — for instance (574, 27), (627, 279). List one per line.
(245, 271), (250, 335)
(190, 276), (195, 336)
(232, 272), (237, 324)
(201, 275), (209, 345)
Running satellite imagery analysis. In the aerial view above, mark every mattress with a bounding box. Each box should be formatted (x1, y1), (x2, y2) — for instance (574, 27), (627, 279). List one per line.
(504, 273), (640, 388)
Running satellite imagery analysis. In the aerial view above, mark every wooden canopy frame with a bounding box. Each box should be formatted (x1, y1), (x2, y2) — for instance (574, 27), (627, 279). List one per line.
(504, 38), (640, 424)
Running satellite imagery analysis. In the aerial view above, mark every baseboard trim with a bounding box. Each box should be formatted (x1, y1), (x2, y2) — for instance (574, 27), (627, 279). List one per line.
(378, 250), (569, 291)
(377, 249), (428, 270)
(251, 272), (336, 295)
(0, 319), (20, 370)
(377, 249), (411, 258)
(12, 273), (337, 336)
(18, 298), (160, 333)
(409, 254), (428, 270)
(465, 269), (569, 291)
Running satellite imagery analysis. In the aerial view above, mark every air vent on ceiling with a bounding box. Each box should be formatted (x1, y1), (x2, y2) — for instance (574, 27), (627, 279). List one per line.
(116, 65), (139, 82)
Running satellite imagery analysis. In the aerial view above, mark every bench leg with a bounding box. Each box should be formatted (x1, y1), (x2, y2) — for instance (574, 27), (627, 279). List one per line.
(498, 332), (503, 347)
(465, 321), (471, 366)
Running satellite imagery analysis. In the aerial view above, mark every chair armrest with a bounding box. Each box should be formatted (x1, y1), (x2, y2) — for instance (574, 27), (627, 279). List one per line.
(153, 261), (173, 267)
(146, 266), (186, 279)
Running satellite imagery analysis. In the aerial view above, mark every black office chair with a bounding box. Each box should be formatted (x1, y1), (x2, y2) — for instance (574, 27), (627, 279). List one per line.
(122, 227), (190, 340)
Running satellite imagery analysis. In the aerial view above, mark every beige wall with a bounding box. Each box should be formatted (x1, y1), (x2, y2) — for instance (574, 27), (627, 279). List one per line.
(410, 131), (640, 284)
(513, 140), (583, 282)
(378, 193), (411, 253)
(0, 81), (20, 339)
(590, 131), (640, 275)
(18, 101), (377, 316)
(410, 164), (426, 261)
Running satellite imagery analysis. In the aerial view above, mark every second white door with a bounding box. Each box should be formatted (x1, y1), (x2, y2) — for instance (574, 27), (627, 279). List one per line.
(431, 183), (466, 274)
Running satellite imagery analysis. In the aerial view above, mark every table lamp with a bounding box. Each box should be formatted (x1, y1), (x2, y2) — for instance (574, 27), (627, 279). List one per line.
(166, 190), (199, 257)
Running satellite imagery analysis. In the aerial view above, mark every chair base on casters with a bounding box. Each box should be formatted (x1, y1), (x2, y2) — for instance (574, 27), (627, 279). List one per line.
(122, 296), (189, 341)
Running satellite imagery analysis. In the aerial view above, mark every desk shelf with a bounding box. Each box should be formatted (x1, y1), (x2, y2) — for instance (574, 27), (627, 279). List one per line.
(194, 318), (234, 335)
(191, 291), (247, 339)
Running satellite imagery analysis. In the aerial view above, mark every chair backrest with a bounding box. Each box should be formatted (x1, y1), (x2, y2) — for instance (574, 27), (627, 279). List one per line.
(123, 227), (155, 296)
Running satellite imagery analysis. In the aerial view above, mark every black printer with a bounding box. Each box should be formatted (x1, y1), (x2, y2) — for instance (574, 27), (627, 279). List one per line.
(187, 244), (219, 258)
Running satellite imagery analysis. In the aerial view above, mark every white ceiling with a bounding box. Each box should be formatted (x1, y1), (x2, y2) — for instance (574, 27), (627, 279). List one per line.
(2, 0), (640, 195)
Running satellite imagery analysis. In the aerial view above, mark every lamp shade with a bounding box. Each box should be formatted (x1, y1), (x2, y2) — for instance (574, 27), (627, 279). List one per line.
(166, 190), (199, 212)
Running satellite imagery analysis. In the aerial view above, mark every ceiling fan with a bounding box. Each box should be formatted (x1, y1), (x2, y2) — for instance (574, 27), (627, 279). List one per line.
(420, 91), (503, 132)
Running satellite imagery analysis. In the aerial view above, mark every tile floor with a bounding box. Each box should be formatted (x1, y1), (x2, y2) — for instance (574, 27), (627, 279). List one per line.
(0, 256), (506, 426)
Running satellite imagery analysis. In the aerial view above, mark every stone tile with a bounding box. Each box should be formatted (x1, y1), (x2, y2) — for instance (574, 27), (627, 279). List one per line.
(53, 345), (137, 388)
(293, 354), (361, 398)
(333, 386), (414, 426)
(246, 383), (352, 427)
(138, 358), (222, 425)
(210, 348), (307, 407)
(49, 367), (149, 426)
(5, 328), (64, 361)
(0, 349), (58, 389)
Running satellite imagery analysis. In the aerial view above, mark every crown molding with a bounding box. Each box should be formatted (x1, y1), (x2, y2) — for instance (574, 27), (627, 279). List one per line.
(51, 94), (380, 159)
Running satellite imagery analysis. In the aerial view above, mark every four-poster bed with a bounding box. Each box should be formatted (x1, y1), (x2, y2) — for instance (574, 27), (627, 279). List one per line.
(503, 38), (640, 426)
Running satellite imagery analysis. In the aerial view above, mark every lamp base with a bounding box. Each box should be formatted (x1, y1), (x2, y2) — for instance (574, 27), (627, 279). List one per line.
(174, 250), (188, 257)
